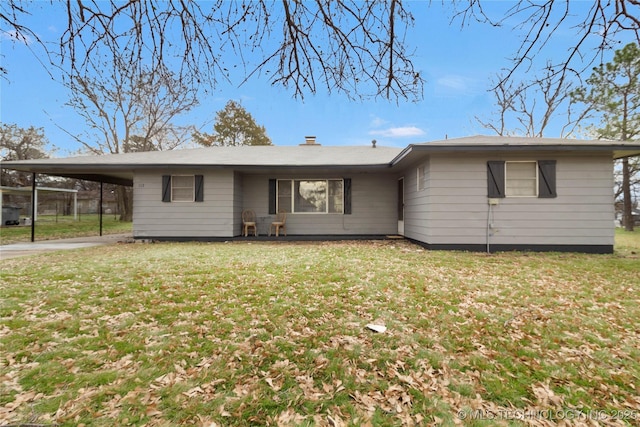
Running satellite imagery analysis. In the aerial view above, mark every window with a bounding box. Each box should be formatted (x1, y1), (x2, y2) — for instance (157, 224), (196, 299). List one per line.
(295, 180), (326, 212)
(487, 161), (556, 199)
(172, 175), (195, 201)
(328, 180), (344, 213)
(276, 179), (344, 213)
(417, 165), (426, 191)
(162, 175), (204, 202)
(277, 180), (292, 212)
(506, 161), (537, 197)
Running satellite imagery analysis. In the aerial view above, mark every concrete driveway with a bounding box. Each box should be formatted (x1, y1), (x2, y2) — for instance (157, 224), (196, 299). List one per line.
(0, 233), (132, 260)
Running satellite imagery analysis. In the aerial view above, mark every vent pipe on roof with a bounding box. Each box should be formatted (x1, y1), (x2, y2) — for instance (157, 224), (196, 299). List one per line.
(371, 139), (377, 148)
(301, 136), (320, 146)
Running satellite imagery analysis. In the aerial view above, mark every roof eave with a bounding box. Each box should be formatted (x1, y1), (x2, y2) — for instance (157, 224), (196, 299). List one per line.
(0, 161), (394, 183)
(391, 144), (640, 165)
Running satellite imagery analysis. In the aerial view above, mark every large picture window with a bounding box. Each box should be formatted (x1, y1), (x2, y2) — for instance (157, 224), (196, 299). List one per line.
(277, 179), (344, 213)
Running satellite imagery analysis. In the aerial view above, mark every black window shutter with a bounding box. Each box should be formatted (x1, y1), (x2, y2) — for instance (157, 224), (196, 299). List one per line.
(343, 178), (352, 215)
(538, 160), (557, 198)
(487, 161), (505, 198)
(162, 175), (172, 202)
(195, 175), (204, 202)
(268, 179), (276, 214)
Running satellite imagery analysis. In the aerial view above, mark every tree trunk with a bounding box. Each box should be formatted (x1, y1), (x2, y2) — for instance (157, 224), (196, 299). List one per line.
(116, 186), (133, 222)
(622, 157), (634, 231)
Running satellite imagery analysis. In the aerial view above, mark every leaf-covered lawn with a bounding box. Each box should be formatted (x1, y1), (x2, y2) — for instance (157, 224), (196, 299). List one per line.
(1, 240), (639, 426)
(0, 215), (132, 245)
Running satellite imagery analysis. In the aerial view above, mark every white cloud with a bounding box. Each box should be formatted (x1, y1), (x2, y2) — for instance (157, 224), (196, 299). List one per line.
(435, 74), (483, 96)
(369, 115), (388, 128)
(369, 126), (425, 138)
(1, 30), (33, 45)
(437, 76), (468, 91)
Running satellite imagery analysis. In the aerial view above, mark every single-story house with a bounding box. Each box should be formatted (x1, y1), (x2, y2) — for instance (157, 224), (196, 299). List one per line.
(2, 135), (640, 253)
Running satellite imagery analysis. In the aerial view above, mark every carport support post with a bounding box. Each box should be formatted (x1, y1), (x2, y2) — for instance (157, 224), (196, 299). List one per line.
(99, 181), (103, 236)
(30, 173), (36, 242)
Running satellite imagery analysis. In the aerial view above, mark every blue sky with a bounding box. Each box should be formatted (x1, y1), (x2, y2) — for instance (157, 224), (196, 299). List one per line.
(0, 2), (629, 155)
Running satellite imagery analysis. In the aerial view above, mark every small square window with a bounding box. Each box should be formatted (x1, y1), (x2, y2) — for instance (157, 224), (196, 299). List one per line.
(506, 162), (537, 197)
(172, 175), (195, 202)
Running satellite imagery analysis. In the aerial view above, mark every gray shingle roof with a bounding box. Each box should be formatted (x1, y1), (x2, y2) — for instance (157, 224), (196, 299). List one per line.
(2, 145), (401, 167)
(2, 136), (639, 185)
(416, 135), (638, 148)
(393, 135), (640, 165)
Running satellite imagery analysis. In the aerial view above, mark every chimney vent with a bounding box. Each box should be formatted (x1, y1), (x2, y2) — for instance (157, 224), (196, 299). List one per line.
(371, 139), (377, 148)
(300, 136), (320, 146)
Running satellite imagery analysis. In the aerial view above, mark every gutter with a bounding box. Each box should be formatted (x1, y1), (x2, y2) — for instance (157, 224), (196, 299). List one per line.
(389, 143), (640, 166)
(389, 144), (416, 167)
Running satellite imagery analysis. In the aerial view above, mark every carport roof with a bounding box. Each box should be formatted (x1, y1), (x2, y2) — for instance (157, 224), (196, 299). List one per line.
(2, 145), (401, 167)
(0, 145), (403, 185)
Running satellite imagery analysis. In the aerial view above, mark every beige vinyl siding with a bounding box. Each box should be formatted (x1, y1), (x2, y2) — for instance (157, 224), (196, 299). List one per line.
(403, 153), (614, 247)
(242, 172), (397, 235)
(133, 169), (236, 238)
(402, 159), (430, 241)
(233, 171), (244, 236)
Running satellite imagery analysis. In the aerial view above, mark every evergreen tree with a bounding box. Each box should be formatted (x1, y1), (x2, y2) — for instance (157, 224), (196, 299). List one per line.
(571, 43), (640, 231)
(193, 101), (272, 147)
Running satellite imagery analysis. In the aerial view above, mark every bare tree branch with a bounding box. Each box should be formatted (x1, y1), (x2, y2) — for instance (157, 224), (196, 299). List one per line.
(67, 61), (198, 156)
(51, 1), (423, 101)
(454, 1), (640, 90)
(477, 66), (580, 138)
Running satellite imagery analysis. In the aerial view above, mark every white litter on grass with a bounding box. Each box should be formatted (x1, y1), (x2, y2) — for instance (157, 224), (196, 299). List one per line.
(365, 323), (387, 333)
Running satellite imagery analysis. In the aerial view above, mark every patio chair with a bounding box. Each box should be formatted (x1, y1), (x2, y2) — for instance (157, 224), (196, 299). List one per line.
(242, 209), (257, 237)
(269, 210), (287, 237)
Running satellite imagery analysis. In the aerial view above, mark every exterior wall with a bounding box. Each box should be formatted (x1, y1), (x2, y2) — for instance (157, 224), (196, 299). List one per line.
(402, 158), (430, 243)
(403, 153), (615, 249)
(132, 153), (615, 248)
(242, 172), (397, 236)
(133, 169), (398, 238)
(133, 169), (236, 238)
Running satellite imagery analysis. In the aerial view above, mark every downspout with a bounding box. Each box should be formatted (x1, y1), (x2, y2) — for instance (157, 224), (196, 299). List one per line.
(30, 173), (36, 242)
(486, 202), (491, 253)
(486, 199), (497, 253)
(99, 181), (103, 237)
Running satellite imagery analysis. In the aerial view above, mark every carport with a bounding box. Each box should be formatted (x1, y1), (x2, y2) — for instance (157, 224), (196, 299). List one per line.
(0, 166), (132, 241)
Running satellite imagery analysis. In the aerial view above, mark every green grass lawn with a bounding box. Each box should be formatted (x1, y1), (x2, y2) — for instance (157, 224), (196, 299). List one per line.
(1, 233), (639, 426)
(615, 228), (640, 256)
(0, 215), (132, 244)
